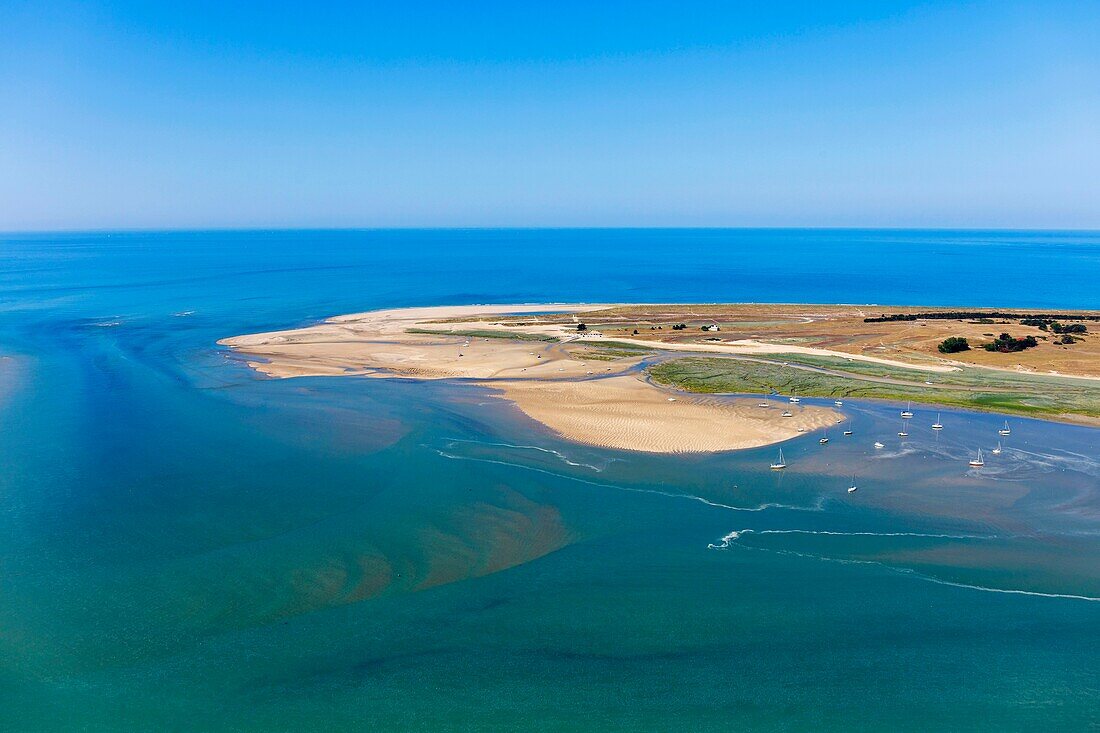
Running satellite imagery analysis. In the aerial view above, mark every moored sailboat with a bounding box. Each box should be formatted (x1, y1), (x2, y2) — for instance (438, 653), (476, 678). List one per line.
(770, 449), (787, 470)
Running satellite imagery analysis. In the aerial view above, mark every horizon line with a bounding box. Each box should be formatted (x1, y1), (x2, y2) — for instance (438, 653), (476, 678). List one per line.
(4, 225), (1100, 237)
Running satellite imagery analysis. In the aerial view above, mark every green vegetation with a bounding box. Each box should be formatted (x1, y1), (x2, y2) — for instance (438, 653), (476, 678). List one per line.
(576, 323), (587, 331)
(648, 356), (1100, 422)
(579, 341), (655, 360)
(938, 337), (970, 353)
(983, 333), (1038, 353)
(406, 328), (555, 342)
(1020, 318), (1088, 334)
(577, 340), (655, 361)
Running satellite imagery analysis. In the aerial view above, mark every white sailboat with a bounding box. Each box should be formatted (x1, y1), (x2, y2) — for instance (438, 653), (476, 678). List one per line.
(897, 421), (909, 437)
(932, 413), (943, 430)
(998, 420), (1011, 436)
(789, 394), (801, 404)
(969, 448), (985, 467)
(819, 430), (830, 444)
(843, 420), (853, 436)
(834, 399), (844, 406)
(991, 442), (1002, 455)
(781, 409), (793, 417)
(770, 449), (787, 470)
(901, 401), (914, 419)
(759, 393), (769, 408)
(847, 476), (858, 493)
(874, 441), (885, 449)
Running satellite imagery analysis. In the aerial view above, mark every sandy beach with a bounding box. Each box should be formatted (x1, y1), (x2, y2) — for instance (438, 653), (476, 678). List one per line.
(496, 376), (835, 453)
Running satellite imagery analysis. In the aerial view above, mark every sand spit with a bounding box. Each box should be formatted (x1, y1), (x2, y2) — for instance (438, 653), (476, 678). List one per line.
(220, 303), (842, 452)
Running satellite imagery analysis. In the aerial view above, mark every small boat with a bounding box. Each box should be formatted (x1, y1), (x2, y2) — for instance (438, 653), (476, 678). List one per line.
(874, 441), (885, 449)
(998, 421), (1011, 436)
(770, 449), (787, 470)
(991, 442), (1002, 455)
(898, 421), (909, 437)
(789, 395), (801, 403)
(834, 399), (843, 406)
(932, 413), (943, 430)
(843, 420), (853, 436)
(901, 401), (914, 419)
(759, 393), (769, 408)
(847, 477), (857, 493)
(819, 432), (830, 444)
(781, 410), (793, 417)
(969, 448), (985, 467)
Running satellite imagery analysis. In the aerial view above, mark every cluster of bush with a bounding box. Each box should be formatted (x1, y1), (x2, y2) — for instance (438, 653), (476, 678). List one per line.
(937, 337), (970, 353)
(1020, 318), (1088, 334)
(983, 333), (1038, 353)
(670, 323), (688, 330)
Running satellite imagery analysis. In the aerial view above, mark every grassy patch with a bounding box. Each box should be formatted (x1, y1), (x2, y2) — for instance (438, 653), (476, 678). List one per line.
(406, 328), (556, 342)
(584, 340), (655, 352)
(648, 357), (1100, 421)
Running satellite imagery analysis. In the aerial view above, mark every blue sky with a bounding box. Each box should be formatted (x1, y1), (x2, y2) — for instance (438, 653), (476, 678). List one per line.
(2, 1), (1098, 229)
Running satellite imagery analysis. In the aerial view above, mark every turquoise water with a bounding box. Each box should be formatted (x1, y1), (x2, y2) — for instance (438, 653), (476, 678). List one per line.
(1, 230), (1098, 730)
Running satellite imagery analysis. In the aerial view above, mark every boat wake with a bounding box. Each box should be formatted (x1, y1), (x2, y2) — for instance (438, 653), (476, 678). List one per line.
(709, 528), (1100, 602)
(708, 528), (990, 550)
(441, 437), (608, 471)
(434, 448), (826, 515)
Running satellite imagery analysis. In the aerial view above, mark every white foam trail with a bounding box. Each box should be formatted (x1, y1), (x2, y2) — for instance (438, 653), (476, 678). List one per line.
(712, 532), (1100, 603)
(730, 528), (991, 540)
(435, 450), (824, 514)
(903, 571), (1100, 602)
(442, 437), (603, 471)
(709, 528), (991, 549)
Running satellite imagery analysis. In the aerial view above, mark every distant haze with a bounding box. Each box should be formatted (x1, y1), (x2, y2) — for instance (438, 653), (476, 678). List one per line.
(2, 1), (1099, 230)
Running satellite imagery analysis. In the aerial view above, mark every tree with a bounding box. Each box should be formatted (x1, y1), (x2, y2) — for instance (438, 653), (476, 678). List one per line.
(983, 333), (1038, 353)
(938, 337), (970, 354)
(576, 323), (587, 332)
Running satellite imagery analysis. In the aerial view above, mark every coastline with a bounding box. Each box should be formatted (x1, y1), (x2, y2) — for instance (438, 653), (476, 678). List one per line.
(219, 302), (1100, 450)
(219, 303), (840, 453)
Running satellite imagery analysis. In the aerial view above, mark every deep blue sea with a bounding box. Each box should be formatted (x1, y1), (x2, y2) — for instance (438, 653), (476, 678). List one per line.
(1, 229), (1098, 731)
